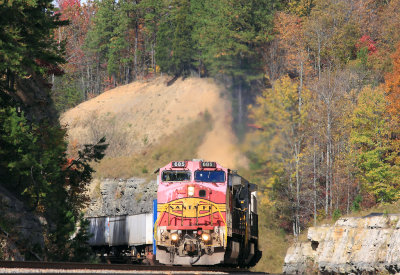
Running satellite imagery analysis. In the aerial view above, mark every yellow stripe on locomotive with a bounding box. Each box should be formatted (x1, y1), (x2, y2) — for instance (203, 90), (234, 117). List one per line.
(157, 198), (226, 218)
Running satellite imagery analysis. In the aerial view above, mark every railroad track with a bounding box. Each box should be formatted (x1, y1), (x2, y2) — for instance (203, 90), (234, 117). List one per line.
(0, 261), (269, 274)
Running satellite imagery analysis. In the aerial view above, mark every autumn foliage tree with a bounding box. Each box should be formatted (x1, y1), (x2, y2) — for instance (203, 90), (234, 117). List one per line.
(382, 42), (400, 201)
(385, 43), (400, 120)
(245, 76), (312, 234)
(51, 0), (93, 111)
(350, 86), (398, 202)
(245, 0), (400, 236)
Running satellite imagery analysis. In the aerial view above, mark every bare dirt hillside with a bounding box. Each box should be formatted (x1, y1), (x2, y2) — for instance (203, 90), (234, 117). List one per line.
(61, 76), (246, 171)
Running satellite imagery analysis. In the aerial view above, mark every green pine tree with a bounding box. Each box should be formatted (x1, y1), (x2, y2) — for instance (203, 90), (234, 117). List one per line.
(156, 0), (194, 77)
(139, 0), (165, 74)
(172, 0), (194, 76)
(0, 0), (66, 91)
(191, 0), (280, 131)
(86, 0), (131, 84)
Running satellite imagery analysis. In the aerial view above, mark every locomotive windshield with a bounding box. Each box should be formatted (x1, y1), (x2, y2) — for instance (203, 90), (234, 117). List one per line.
(162, 170), (191, 182)
(194, 170), (225, 183)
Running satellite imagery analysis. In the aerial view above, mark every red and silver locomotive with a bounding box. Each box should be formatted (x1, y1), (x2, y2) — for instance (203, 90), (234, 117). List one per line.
(154, 160), (261, 267)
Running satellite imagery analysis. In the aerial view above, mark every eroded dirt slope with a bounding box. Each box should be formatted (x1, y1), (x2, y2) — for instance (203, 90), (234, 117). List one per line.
(61, 76), (245, 170)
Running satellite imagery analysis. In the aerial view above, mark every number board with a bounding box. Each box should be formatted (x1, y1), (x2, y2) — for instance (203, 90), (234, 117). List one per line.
(172, 161), (186, 168)
(201, 161), (216, 168)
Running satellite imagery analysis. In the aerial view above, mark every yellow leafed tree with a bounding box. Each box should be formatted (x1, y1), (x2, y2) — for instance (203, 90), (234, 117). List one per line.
(245, 75), (311, 234)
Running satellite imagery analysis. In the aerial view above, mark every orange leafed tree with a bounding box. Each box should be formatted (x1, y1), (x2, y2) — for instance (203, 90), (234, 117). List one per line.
(385, 42), (400, 119)
(384, 42), (400, 174)
(56, 0), (92, 74)
(274, 12), (311, 79)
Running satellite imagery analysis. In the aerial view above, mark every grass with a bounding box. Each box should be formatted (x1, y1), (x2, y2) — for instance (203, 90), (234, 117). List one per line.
(311, 200), (400, 230)
(92, 112), (213, 179)
(234, 167), (291, 273)
(252, 206), (291, 274)
(345, 200), (400, 217)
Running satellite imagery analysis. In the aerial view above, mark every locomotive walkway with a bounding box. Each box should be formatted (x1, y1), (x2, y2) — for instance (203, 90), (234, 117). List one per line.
(0, 261), (270, 274)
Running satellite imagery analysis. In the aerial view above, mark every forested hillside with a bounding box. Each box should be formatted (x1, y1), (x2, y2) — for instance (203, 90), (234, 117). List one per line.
(52, 0), (277, 133)
(244, 0), (400, 237)
(55, 0), (400, 234)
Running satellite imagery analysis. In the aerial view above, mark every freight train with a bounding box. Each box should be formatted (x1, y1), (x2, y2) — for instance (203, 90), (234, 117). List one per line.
(88, 160), (261, 267)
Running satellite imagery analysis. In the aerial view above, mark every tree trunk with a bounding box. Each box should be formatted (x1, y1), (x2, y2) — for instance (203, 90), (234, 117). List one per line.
(86, 65), (91, 99)
(313, 137), (317, 226)
(299, 60), (303, 112)
(134, 22), (138, 80)
(238, 83), (243, 126)
(318, 33), (321, 80)
(96, 60), (101, 94)
(295, 65), (303, 235)
(126, 66), (130, 84)
(325, 142), (329, 215)
(329, 140), (333, 211)
(198, 55), (201, 78)
(126, 42), (130, 84)
(295, 142), (301, 236)
(81, 73), (85, 100)
(152, 42), (156, 77)
(346, 173), (350, 214)
(326, 110), (332, 215)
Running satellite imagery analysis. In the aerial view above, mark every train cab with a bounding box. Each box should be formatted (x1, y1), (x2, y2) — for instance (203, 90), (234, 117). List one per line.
(154, 160), (227, 265)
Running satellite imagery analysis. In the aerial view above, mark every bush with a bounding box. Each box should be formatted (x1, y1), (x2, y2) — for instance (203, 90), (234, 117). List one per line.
(332, 209), (341, 221)
(351, 194), (362, 212)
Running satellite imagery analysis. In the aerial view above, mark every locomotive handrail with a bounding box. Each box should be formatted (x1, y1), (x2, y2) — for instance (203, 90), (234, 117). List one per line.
(154, 200), (228, 246)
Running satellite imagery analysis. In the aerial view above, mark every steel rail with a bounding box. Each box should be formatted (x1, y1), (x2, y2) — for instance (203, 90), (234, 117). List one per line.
(0, 261), (265, 273)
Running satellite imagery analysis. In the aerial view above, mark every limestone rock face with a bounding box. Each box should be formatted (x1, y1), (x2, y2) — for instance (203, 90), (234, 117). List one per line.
(283, 214), (400, 274)
(85, 177), (158, 217)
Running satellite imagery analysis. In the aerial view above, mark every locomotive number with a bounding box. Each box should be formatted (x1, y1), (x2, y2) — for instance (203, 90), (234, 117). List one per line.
(172, 161), (186, 168)
(201, 161), (216, 168)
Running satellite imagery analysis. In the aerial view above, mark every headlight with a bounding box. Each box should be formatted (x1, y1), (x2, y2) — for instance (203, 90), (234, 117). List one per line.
(188, 186), (195, 197)
(201, 233), (210, 242)
(171, 233), (179, 242)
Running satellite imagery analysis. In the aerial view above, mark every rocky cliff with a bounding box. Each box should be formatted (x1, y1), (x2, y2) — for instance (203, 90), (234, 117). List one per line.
(85, 177), (157, 217)
(0, 185), (44, 260)
(284, 214), (400, 274)
(0, 176), (157, 260)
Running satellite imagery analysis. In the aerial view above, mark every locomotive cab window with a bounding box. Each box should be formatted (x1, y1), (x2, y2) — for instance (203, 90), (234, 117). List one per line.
(194, 170), (225, 183)
(162, 170), (191, 182)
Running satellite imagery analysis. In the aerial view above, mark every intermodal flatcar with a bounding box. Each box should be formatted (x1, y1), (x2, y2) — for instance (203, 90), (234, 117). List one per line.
(88, 213), (154, 262)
